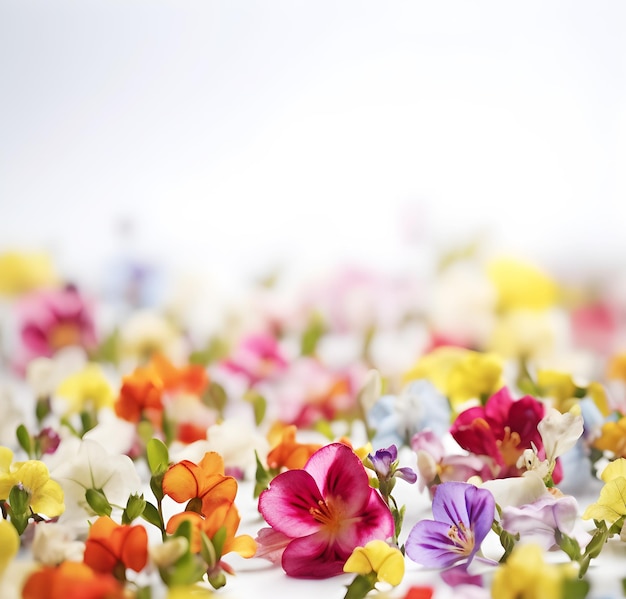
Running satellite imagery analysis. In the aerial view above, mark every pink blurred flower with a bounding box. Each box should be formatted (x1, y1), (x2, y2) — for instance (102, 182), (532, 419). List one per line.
(18, 285), (97, 363)
(222, 334), (288, 386)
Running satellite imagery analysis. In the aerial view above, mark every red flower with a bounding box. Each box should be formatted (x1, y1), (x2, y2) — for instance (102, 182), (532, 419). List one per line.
(450, 387), (545, 479)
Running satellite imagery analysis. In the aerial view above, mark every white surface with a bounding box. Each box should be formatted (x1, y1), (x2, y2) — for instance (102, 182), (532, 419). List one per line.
(1, 1), (626, 288)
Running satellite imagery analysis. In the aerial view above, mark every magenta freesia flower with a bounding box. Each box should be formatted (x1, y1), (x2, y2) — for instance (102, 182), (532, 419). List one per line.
(257, 443), (394, 578)
(405, 482), (495, 569)
(450, 387), (546, 480)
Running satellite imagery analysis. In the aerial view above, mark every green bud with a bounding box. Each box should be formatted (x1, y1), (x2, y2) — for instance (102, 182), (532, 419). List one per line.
(123, 493), (147, 523)
(85, 488), (112, 517)
(9, 484), (30, 516)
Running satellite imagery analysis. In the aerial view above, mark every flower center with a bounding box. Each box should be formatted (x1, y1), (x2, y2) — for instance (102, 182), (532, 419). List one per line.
(497, 426), (522, 467)
(310, 499), (340, 532)
(447, 521), (474, 555)
(48, 322), (82, 351)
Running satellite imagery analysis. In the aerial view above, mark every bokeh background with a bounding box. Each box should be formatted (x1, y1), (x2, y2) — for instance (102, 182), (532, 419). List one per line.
(1, 1), (625, 292)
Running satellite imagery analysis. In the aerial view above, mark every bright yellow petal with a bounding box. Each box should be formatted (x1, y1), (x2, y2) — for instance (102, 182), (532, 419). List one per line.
(30, 479), (65, 518)
(588, 382), (610, 417)
(227, 534), (257, 558)
(582, 478), (626, 523)
(0, 447), (13, 474)
(0, 519), (20, 575)
(402, 346), (468, 391)
(343, 546), (374, 575)
(601, 459), (626, 483)
(376, 548), (404, 586)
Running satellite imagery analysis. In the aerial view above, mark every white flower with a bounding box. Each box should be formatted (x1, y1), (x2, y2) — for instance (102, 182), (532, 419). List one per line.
(32, 522), (85, 565)
(48, 438), (141, 532)
(482, 470), (550, 508)
(538, 407), (584, 464)
(26, 347), (87, 398)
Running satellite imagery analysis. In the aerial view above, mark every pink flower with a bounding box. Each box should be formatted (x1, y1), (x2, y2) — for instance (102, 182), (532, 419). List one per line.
(257, 443), (394, 578)
(222, 334), (288, 386)
(18, 285), (97, 363)
(450, 387), (545, 480)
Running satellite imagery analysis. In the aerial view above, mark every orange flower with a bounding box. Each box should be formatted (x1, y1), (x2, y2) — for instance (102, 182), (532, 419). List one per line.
(593, 416), (626, 457)
(266, 424), (322, 471)
(115, 353), (209, 427)
(162, 452), (237, 516)
(166, 503), (256, 558)
(83, 516), (148, 579)
(22, 561), (125, 599)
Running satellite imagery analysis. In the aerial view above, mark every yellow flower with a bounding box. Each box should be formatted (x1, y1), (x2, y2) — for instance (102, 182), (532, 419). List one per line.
(491, 544), (576, 599)
(343, 540), (404, 586)
(488, 310), (554, 360)
(487, 257), (558, 311)
(582, 459), (626, 524)
(0, 519), (20, 575)
(167, 585), (213, 599)
(537, 370), (610, 416)
(607, 352), (626, 382)
(0, 448), (65, 518)
(55, 364), (114, 415)
(403, 347), (503, 409)
(0, 251), (56, 296)
(593, 418), (626, 458)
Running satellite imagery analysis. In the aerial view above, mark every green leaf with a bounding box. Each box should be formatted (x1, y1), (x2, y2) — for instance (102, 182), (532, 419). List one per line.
(253, 451), (272, 498)
(135, 587), (153, 599)
(15, 425), (32, 457)
(189, 337), (229, 367)
(141, 501), (163, 530)
(85, 488), (112, 517)
(168, 553), (207, 586)
(94, 327), (120, 365)
(150, 473), (165, 502)
(202, 381), (228, 416)
(244, 390), (266, 426)
(146, 438), (169, 475)
(556, 530), (581, 561)
(300, 313), (325, 356)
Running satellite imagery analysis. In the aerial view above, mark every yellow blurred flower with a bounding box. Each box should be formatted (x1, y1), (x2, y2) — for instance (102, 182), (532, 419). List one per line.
(537, 370), (610, 416)
(167, 585), (213, 599)
(343, 540), (404, 587)
(491, 543), (577, 599)
(582, 458), (626, 524)
(607, 352), (626, 382)
(403, 347), (503, 409)
(487, 257), (558, 311)
(593, 418), (626, 458)
(55, 364), (115, 415)
(0, 448), (65, 518)
(0, 251), (56, 296)
(0, 519), (20, 575)
(488, 309), (554, 360)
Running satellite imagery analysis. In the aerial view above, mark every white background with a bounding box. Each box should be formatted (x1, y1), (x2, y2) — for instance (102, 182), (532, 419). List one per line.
(1, 1), (625, 290)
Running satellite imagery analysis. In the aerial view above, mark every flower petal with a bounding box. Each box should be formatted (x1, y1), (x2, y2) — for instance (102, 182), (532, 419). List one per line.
(405, 519), (465, 568)
(431, 482), (471, 527)
(463, 485), (495, 548)
(258, 469), (323, 537)
(162, 461), (202, 503)
(281, 531), (346, 578)
(305, 443), (370, 513)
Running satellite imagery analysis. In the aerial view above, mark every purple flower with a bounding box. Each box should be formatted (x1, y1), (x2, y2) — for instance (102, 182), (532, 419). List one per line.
(405, 482), (495, 569)
(368, 445), (418, 485)
(500, 495), (582, 551)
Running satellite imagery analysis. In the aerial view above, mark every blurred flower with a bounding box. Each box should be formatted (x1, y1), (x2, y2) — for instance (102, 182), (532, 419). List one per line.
(55, 364), (114, 415)
(593, 416), (626, 458)
(450, 387), (545, 480)
(405, 482), (495, 569)
(265, 424), (322, 471)
(536, 370), (610, 416)
(403, 347), (503, 410)
(0, 251), (56, 296)
(31, 522), (85, 565)
(257, 443), (394, 578)
(0, 519), (19, 576)
(83, 516), (148, 579)
(119, 309), (182, 363)
(21, 561), (125, 599)
(538, 407), (584, 465)
(18, 285), (97, 362)
(343, 539), (405, 585)
(487, 257), (558, 311)
(491, 544), (578, 599)
(501, 495), (580, 551)
(0, 447), (65, 519)
(26, 347), (87, 399)
(411, 430), (488, 493)
(488, 309), (556, 361)
(222, 333), (288, 386)
(368, 380), (451, 449)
